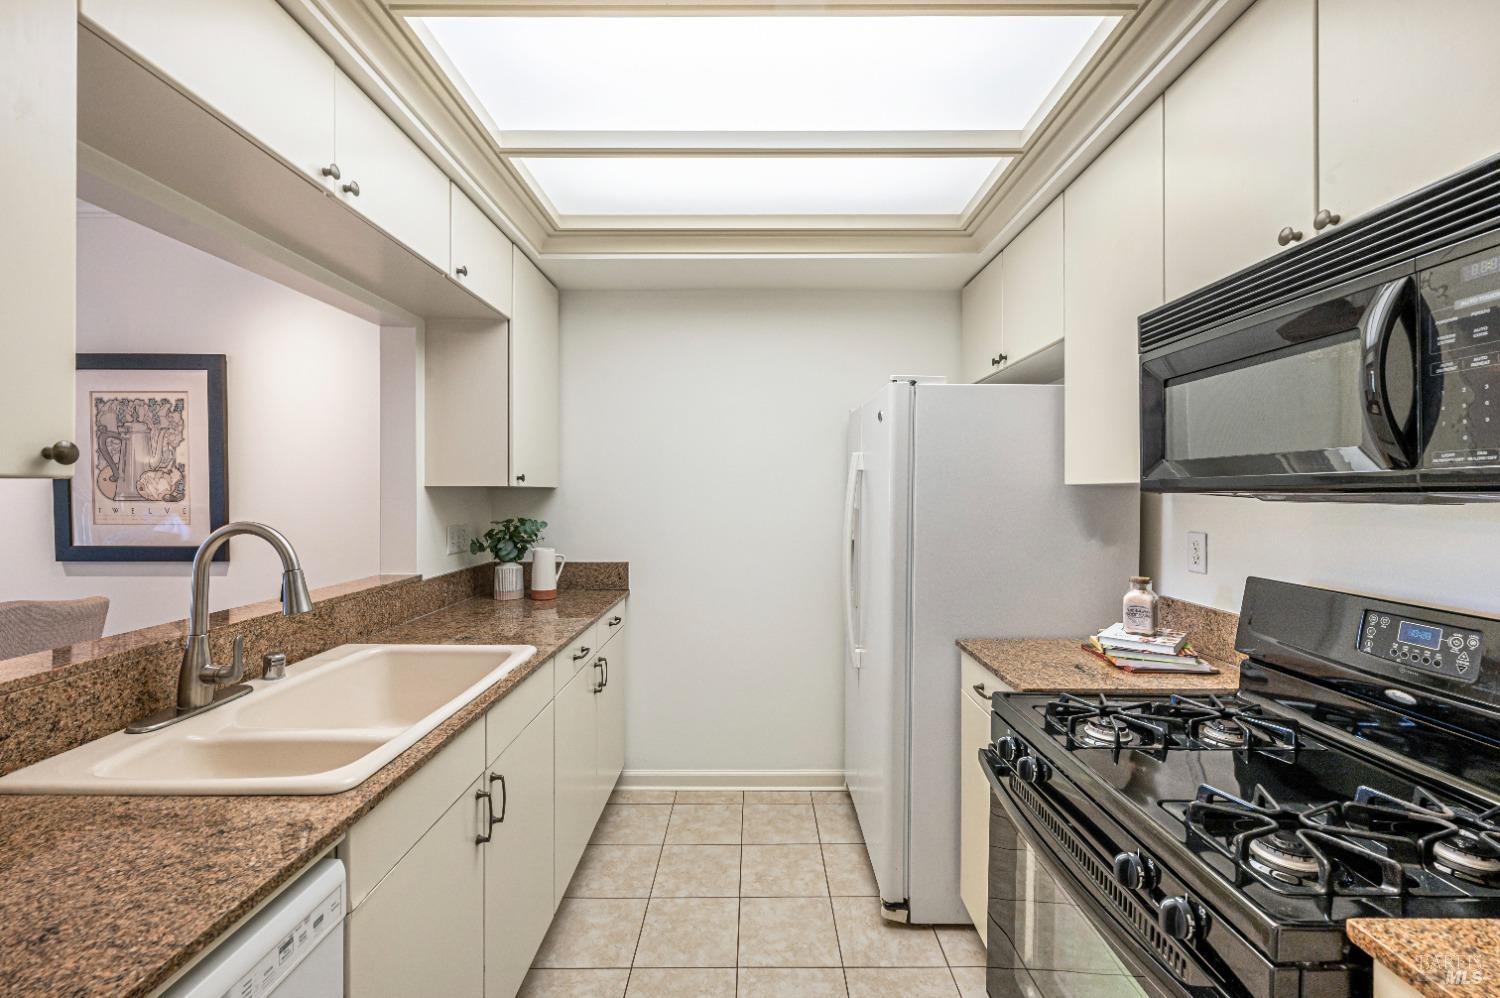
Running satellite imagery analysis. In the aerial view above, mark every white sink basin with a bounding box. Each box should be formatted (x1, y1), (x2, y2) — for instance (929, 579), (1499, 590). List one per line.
(0, 643), (535, 795)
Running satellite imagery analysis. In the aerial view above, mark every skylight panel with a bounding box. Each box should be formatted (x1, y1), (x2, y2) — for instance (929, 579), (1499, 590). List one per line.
(512, 156), (1007, 216)
(416, 15), (1114, 133)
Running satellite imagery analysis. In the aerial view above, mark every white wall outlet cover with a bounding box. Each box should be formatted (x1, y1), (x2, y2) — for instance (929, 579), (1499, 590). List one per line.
(446, 524), (470, 556)
(1187, 531), (1208, 575)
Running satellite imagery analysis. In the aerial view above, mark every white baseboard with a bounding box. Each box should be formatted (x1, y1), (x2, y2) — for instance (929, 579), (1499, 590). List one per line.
(618, 769), (846, 791)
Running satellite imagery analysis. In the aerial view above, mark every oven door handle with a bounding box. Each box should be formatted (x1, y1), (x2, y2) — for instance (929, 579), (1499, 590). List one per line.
(1361, 274), (1418, 468)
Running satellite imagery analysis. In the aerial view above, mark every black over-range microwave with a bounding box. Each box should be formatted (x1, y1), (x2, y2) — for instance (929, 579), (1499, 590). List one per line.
(1139, 153), (1500, 499)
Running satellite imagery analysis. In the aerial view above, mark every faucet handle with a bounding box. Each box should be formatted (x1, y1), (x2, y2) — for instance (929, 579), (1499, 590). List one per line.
(262, 651), (288, 681)
(226, 635), (246, 684)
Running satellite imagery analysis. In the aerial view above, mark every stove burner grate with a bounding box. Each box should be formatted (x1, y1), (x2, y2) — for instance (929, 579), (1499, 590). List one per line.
(1043, 693), (1173, 758)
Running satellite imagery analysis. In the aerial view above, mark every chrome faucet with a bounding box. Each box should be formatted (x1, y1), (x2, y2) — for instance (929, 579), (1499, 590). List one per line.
(128, 521), (313, 733)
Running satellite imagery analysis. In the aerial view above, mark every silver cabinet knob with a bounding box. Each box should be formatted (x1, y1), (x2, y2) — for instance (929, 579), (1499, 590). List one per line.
(1277, 226), (1304, 246)
(515, 473), (526, 483)
(41, 440), (79, 465)
(455, 265), (469, 277)
(341, 180), (361, 197)
(991, 354), (1008, 367)
(321, 163), (341, 180)
(1313, 208), (1341, 231)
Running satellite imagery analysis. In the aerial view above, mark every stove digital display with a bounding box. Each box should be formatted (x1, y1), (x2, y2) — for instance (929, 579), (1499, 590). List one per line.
(1397, 620), (1443, 650)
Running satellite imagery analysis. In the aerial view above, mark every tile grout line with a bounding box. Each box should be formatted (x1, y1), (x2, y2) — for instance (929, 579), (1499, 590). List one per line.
(623, 796), (673, 992)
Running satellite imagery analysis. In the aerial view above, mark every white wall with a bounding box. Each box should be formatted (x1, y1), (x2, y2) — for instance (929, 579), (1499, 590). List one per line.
(0, 211), (383, 635)
(496, 289), (960, 781)
(1143, 493), (1500, 617)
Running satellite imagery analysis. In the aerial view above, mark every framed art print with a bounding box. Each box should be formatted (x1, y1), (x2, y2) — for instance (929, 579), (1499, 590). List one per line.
(52, 354), (229, 562)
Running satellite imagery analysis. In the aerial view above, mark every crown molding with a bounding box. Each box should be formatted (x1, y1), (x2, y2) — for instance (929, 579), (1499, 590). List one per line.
(391, 0), (1139, 14)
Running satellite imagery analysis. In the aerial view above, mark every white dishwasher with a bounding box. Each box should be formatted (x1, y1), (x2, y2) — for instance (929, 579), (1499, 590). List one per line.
(165, 859), (346, 998)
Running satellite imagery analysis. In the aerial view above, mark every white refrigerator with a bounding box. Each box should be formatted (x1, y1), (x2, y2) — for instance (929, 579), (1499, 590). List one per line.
(842, 379), (1138, 924)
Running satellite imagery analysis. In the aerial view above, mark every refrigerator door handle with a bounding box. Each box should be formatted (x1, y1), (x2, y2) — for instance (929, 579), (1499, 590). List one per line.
(843, 451), (865, 670)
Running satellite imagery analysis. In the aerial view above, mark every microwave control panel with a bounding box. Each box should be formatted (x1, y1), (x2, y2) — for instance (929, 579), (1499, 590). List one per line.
(1422, 247), (1500, 468)
(1359, 610), (1484, 684)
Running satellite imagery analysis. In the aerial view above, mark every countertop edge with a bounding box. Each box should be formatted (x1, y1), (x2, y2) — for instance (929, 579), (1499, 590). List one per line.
(956, 636), (1241, 694)
(1347, 919), (1500, 998)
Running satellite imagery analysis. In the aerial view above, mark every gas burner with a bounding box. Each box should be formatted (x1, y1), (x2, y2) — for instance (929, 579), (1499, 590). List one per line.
(1159, 694), (1302, 755)
(1349, 786), (1500, 886)
(1185, 784), (1410, 895)
(1043, 693), (1172, 757)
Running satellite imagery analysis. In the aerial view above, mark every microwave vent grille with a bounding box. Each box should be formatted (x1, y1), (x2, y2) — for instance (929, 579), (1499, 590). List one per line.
(1139, 153), (1500, 354)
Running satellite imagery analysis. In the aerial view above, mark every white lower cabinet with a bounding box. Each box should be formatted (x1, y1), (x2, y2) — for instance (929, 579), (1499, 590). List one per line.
(553, 660), (601, 905)
(959, 652), (1012, 943)
(594, 635), (626, 813)
(484, 703), (556, 998)
(346, 773), (487, 998)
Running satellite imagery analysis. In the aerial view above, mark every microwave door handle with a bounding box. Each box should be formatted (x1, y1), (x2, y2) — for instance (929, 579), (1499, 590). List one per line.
(1361, 275), (1418, 467)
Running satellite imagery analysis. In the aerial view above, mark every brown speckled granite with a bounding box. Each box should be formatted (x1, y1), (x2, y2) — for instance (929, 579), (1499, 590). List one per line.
(1158, 595), (1242, 669)
(559, 561), (629, 591)
(1348, 919), (1500, 997)
(0, 588), (626, 998)
(958, 638), (1239, 694)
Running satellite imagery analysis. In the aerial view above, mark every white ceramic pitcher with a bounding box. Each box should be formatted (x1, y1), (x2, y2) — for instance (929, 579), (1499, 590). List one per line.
(529, 547), (566, 601)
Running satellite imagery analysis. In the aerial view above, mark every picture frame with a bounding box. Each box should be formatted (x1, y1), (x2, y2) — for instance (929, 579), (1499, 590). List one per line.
(51, 353), (229, 563)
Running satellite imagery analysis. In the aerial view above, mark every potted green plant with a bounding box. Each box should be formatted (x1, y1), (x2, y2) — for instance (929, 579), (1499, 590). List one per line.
(470, 517), (547, 601)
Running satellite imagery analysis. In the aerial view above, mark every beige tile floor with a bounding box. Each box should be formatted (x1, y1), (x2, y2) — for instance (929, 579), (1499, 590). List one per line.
(520, 789), (989, 998)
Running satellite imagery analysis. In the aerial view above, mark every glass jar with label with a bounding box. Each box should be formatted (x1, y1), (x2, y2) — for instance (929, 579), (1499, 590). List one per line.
(1123, 576), (1159, 635)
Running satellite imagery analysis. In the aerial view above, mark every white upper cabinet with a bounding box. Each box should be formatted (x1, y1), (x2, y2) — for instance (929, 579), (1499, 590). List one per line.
(1319, 0), (1500, 225)
(81, 0), (336, 183)
(0, 0), (75, 479)
(334, 74), (452, 273)
(510, 254), (561, 489)
(1163, 0), (1315, 300)
(1064, 100), (1164, 486)
(999, 196), (1066, 365)
(960, 257), (1004, 383)
(450, 184), (515, 317)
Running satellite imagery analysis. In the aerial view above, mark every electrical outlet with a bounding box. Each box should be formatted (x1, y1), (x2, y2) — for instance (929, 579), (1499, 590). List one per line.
(446, 524), (470, 556)
(1187, 531), (1208, 575)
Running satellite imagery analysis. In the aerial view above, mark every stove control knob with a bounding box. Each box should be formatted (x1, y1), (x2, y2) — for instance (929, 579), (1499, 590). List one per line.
(1158, 896), (1198, 942)
(1112, 851), (1158, 891)
(1014, 755), (1048, 785)
(994, 736), (1026, 764)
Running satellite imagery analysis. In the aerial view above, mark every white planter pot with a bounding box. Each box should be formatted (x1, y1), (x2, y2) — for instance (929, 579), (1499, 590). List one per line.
(494, 562), (524, 601)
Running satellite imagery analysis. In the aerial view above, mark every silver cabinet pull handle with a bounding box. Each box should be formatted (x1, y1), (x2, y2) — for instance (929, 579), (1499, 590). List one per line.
(342, 180), (361, 197)
(320, 163), (341, 180)
(1313, 208), (1341, 231)
(1277, 225), (1303, 246)
(608, 615), (623, 627)
(972, 683), (988, 698)
(593, 658), (605, 694)
(40, 441), (79, 465)
(489, 772), (507, 823)
(455, 265), (468, 277)
(475, 788), (494, 844)
(572, 645), (592, 661)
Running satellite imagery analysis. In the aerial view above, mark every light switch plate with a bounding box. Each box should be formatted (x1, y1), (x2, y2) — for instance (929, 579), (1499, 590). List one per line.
(1187, 531), (1208, 575)
(446, 524), (470, 556)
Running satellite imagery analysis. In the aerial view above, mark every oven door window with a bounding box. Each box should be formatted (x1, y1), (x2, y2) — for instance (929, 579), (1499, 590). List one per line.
(1165, 334), (1366, 464)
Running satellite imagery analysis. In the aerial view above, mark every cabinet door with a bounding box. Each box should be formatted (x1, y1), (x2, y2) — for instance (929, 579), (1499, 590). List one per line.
(334, 74), (451, 271)
(553, 662), (599, 904)
(81, 0), (336, 182)
(1319, 0), (1500, 224)
(960, 257), (1004, 383)
(1063, 100), (1164, 486)
(1163, 0), (1314, 299)
(959, 688), (991, 944)
(595, 639), (626, 811)
(347, 775), (486, 998)
(425, 320), (509, 487)
(485, 705), (556, 998)
(0, 0), (75, 478)
(999, 196), (1066, 365)
(451, 184), (515, 316)
(510, 254), (561, 489)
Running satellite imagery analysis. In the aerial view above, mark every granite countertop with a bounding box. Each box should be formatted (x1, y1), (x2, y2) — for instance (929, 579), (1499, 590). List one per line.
(0, 589), (626, 998)
(1347, 919), (1500, 997)
(958, 637), (1240, 694)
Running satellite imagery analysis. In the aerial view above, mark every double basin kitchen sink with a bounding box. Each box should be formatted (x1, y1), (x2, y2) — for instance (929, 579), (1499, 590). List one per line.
(0, 643), (535, 795)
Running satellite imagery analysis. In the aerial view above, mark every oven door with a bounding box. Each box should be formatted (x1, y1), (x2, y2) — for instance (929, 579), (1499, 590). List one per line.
(1141, 263), (1421, 495)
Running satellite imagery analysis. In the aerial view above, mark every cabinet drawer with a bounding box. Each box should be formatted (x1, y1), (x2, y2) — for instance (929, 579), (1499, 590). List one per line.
(486, 657), (553, 767)
(449, 183), (514, 316)
(555, 623), (599, 693)
(962, 652), (1011, 710)
(343, 721), (484, 908)
(598, 602), (628, 649)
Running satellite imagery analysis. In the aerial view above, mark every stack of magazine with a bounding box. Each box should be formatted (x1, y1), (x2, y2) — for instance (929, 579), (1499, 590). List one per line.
(1083, 623), (1217, 674)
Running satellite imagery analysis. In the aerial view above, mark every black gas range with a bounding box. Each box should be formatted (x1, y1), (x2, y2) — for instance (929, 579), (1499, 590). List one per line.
(981, 577), (1500, 998)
